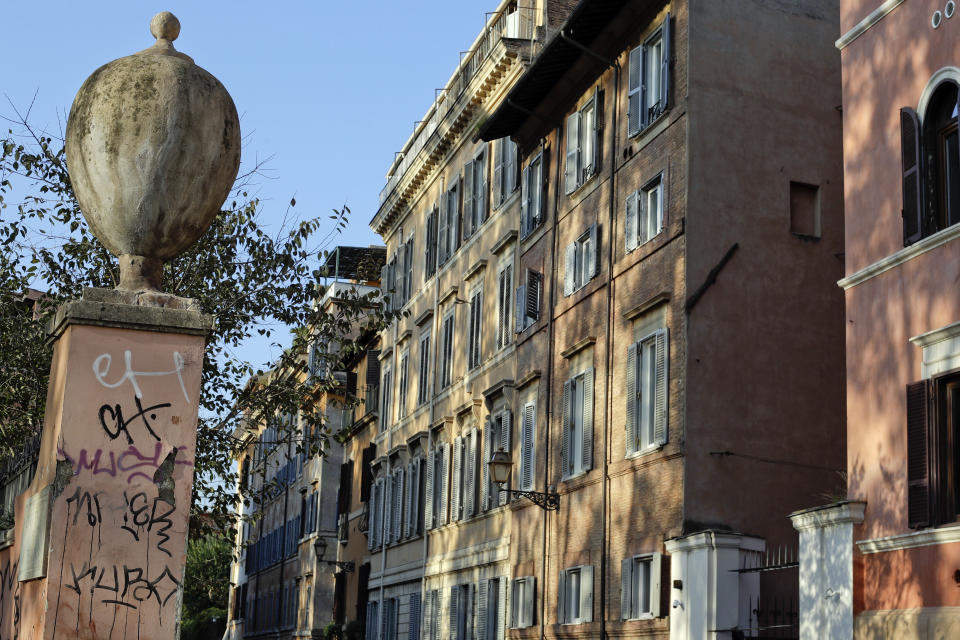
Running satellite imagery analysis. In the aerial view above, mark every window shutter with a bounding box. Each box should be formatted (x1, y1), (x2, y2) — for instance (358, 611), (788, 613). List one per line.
(383, 476), (392, 546)
(626, 342), (639, 455)
(523, 577), (535, 627)
(396, 246), (405, 306)
(588, 222), (599, 279)
(497, 577), (507, 640)
(561, 380), (572, 477)
(499, 411), (512, 506)
(366, 351), (381, 390)
(452, 179), (461, 251)
(557, 571), (567, 624)
(449, 587), (459, 640)
(404, 462), (413, 538)
(405, 239), (414, 301)
(425, 450), (435, 530)
(464, 160), (475, 239)
(521, 403), (535, 491)
(506, 140), (518, 196)
(452, 436), (463, 521)
(515, 283), (527, 332)
(438, 195), (449, 263)
(380, 263), (389, 303)
(564, 243), (576, 296)
(581, 565), (594, 622)
(527, 270), (542, 322)
(626, 191), (639, 253)
(592, 87), (603, 176)
(628, 46), (642, 136)
(497, 270), (506, 348)
(395, 469), (404, 541)
(520, 164), (531, 235)
(477, 580), (488, 640)
(901, 107), (924, 245)
(650, 553), (663, 618)
(482, 418), (491, 510)
(533, 153), (546, 226)
(621, 558), (633, 619)
(478, 149), (488, 223)
(565, 112), (581, 194)
(409, 593), (421, 640)
(907, 379), (931, 528)
(661, 14), (671, 111)
(653, 329), (669, 447)
(466, 428), (478, 516)
(494, 140), (504, 208)
(582, 368), (595, 471)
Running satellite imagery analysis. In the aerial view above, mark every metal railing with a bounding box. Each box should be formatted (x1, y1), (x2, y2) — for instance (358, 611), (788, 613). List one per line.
(378, 3), (537, 207)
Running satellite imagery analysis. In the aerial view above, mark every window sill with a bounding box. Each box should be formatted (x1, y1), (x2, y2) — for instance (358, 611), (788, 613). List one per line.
(493, 188), (521, 214)
(626, 444), (663, 460)
(856, 522), (960, 554)
(626, 230), (665, 255)
(839, 221), (960, 290)
(561, 469), (589, 484)
(628, 108), (670, 143)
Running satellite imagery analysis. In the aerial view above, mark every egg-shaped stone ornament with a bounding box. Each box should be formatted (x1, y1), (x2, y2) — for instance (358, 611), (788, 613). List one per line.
(66, 12), (241, 291)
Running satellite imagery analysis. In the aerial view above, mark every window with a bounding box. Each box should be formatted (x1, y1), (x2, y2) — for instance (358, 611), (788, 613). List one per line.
(493, 137), (519, 208)
(450, 584), (475, 640)
(902, 81), (960, 245)
(519, 402), (536, 492)
(561, 369), (594, 479)
(463, 147), (488, 239)
(365, 601), (379, 640)
(390, 467), (404, 543)
(307, 337), (326, 380)
(380, 255), (397, 311)
(510, 576), (536, 629)
(452, 429), (478, 520)
(425, 204), (439, 277)
(558, 566), (593, 624)
(404, 458), (423, 538)
(418, 332), (432, 405)
(621, 554), (662, 620)
(380, 364), (393, 430)
(907, 372), (960, 527)
(438, 179), (461, 266)
(515, 270), (543, 332)
(397, 350), (409, 419)
(440, 311), (455, 389)
(628, 14), (671, 136)
(401, 237), (414, 304)
(468, 288), (483, 370)
(496, 266), (513, 350)
(425, 443), (450, 529)
(483, 410), (512, 510)
(408, 593), (422, 640)
(478, 577), (507, 640)
(564, 224), (599, 296)
(520, 153), (544, 237)
(626, 329), (669, 456)
(626, 174), (664, 252)
(565, 88), (602, 194)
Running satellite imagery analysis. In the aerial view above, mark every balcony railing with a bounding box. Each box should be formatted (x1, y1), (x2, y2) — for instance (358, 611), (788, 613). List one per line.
(379, 3), (537, 207)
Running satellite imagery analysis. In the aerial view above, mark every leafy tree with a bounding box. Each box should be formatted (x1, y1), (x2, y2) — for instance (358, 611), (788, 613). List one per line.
(0, 104), (391, 529)
(180, 532), (232, 640)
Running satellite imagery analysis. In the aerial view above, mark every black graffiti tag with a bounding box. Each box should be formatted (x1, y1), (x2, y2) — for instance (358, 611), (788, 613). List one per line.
(64, 562), (180, 610)
(121, 491), (176, 557)
(98, 396), (171, 445)
(65, 487), (103, 527)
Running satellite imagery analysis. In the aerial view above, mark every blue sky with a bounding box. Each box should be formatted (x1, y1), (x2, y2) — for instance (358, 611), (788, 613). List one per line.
(4, 1), (496, 362)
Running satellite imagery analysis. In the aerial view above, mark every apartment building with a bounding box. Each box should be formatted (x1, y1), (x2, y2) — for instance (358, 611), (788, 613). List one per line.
(475, 0), (846, 638)
(225, 246), (384, 640)
(787, 2), (960, 639)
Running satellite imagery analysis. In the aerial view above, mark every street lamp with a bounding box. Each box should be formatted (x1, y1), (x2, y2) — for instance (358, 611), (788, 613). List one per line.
(314, 536), (355, 573)
(487, 447), (560, 511)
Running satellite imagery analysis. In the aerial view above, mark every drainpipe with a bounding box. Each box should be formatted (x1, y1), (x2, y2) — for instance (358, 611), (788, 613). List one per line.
(541, 129), (559, 640)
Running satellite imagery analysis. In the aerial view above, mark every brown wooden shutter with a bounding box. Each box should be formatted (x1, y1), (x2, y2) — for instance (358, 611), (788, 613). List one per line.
(901, 107), (924, 245)
(907, 379), (931, 529)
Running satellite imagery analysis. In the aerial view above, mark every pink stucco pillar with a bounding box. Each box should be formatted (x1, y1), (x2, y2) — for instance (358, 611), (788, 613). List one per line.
(14, 288), (211, 640)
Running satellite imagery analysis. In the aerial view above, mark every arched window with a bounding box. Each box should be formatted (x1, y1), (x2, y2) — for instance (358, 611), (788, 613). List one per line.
(901, 80), (960, 244)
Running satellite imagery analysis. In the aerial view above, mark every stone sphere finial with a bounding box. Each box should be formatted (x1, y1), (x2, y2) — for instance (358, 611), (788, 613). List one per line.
(65, 12), (240, 291)
(150, 12), (180, 41)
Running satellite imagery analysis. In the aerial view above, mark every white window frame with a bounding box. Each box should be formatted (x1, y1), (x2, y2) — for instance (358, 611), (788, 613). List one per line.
(621, 553), (662, 620)
(510, 576), (535, 629)
(564, 223), (598, 296)
(626, 328), (669, 457)
(626, 173), (664, 253)
(565, 88), (601, 195)
(520, 153), (544, 238)
(628, 14), (671, 136)
(558, 565), (593, 625)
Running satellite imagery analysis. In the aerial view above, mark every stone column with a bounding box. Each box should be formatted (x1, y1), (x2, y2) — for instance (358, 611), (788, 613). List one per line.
(665, 531), (765, 640)
(789, 501), (865, 640)
(17, 289), (211, 639)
